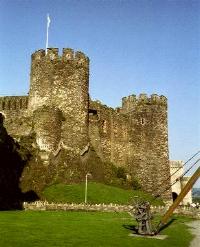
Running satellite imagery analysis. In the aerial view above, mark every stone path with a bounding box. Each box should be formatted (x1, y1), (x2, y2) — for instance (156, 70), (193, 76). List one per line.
(186, 220), (200, 247)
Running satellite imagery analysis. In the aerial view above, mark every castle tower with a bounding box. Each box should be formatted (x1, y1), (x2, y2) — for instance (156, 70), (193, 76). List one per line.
(33, 106), (62, 152)
(29, 48), (89, 153)
(121, 94), (171, 199)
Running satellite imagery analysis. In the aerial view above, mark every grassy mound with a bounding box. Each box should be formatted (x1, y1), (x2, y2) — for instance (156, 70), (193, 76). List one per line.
(42, 182), (164, 206)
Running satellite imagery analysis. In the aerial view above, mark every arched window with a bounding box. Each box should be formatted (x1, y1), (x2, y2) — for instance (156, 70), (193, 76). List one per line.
(172, 192), (178, 202)
(141, 118), (145, 125)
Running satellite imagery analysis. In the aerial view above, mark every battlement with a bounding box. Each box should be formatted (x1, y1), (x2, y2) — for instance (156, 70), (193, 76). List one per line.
(31, 48), (89, 66)
(0, 96), (28, 111)
(122, 93), (167, 111)
(170, 160), (183, 168)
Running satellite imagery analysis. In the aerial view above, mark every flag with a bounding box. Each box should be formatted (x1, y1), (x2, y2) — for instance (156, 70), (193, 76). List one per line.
(46, 14), (51, 53)
(47, 14), (51, 28)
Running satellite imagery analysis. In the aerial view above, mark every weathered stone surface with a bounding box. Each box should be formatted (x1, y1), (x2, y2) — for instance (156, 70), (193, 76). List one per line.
(0, 47), (172, 200)
(89, 95), (171, 199)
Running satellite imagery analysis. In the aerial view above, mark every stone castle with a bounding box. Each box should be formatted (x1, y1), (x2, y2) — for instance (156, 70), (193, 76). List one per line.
(0, 48), (172, 199)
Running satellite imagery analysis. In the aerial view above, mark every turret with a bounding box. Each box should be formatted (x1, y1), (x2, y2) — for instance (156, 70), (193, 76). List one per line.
(121, 93), (167, 113)
(121, 93), (171, 199)
(28, 48), (89, 111)
(29, 48), (90, 152)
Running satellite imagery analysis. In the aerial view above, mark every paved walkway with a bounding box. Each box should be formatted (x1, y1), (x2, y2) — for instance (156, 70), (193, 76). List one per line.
(186, 220), (200, 247)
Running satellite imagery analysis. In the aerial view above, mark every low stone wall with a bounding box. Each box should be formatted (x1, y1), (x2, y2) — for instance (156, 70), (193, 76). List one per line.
(23, 201), (133, 212)
(23, 201), (200, 219)
(150, 205), (200, 218)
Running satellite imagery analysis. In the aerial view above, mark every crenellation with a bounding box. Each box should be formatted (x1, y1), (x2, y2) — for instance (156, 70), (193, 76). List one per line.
(150, 94), (167, 105)
(1, 47), (172, 201)
(62, 48), (74, 60)
(46, 48), (59, 60)
(159, 95), (167, 105)
(122, 94), (167, 113)
(75, 51), (86, 59)
(31, 48), (89, 67)
(31, 49), (45, 61)
(150, 94), (159, 102)
(138, 93), (148, 101)
(0, 96), (28, 111)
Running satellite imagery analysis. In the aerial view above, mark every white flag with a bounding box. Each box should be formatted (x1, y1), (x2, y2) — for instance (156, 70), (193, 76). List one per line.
(47, 14), (51, 28)
(46, 14), (51, 53)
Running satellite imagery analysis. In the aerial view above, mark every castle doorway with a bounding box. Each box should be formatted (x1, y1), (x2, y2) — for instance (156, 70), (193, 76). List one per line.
(172, 192), (178, 201)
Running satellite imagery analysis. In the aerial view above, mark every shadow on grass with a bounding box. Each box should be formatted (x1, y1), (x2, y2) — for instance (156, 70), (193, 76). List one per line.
(123, 224), (138, 233)
(123, 218), (177, 235)
(157, 218), (177, 233)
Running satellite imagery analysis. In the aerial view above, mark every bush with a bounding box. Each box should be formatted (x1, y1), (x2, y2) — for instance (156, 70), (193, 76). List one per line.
(116, 167), (126, 180)
(129, 177), (142, 190)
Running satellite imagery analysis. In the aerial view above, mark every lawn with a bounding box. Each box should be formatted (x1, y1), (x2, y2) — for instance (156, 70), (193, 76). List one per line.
(0, 211), (193, 247)
(42, 182), (164, 206)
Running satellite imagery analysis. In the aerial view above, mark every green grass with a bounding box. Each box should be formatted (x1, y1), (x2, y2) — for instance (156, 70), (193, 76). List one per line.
(42, 182), (164, 206)
(0, 211), (193, 247)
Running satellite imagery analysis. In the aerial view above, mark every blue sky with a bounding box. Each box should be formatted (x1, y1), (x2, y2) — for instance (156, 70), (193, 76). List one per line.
(0, 0), (199, 186)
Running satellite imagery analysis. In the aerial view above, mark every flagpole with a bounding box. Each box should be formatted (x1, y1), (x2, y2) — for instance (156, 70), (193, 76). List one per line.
(45, 14), (50, 54)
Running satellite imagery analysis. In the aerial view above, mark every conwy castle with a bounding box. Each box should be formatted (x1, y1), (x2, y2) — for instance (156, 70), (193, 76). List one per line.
(0, 48), (190, 202)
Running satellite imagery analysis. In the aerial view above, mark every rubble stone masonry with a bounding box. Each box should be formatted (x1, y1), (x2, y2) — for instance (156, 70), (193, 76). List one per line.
(0, 48), (171, 200)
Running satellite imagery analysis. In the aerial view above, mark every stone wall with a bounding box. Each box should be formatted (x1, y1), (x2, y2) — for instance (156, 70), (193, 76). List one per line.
(0, 47), (172, 201)
(0, 96), (28, 111)
(89, 100), (128, 164)
(170, 160), (192, 205)
(23, 201), (200, 219)
(89, 94), (171, 199)
(0, 96), (31, 138)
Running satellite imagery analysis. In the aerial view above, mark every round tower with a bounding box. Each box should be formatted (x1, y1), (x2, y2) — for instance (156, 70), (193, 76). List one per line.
(121, 93), (171, 200)
(33, 106), (62, 152)
(29, 48), (90, 153)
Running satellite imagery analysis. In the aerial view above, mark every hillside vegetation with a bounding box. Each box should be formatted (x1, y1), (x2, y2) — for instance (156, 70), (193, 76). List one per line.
(42, 182), (164, 206)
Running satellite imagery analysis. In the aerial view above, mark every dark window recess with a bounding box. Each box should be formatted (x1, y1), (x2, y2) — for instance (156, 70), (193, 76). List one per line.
(141, 118), (145, 125)
(172, 192), (178, 202)
(89, 109), (97, 116)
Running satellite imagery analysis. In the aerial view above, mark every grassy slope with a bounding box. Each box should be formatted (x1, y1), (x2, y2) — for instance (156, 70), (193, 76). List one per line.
(0, 211), (193, 247)
(42, 182), (164, 206)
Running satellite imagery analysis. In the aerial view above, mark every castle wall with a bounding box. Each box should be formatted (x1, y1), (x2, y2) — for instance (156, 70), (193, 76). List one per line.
(89, 101), (128, 166)
(1, 47), (172, 201)
(170, 160), (192, 205)
(170, 160), (183, 196)
(0, 96), (31, 138)
(89, 94), (171, 199)
(181, 176), (192, 205)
